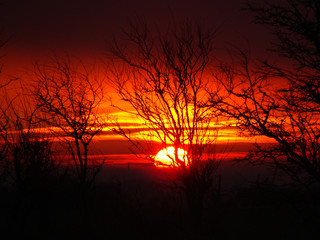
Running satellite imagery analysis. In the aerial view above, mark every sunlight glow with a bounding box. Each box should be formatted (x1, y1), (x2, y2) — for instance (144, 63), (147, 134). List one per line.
(154, 147), (188, 167)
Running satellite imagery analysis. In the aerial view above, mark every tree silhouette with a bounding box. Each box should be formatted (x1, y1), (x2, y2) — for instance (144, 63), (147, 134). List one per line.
(109, 19), (220, 226)
(8, 102), (57, 192)
(0, 32), (15, 181)
(211, 0), (320, 186)
(33, 55), (106, 191)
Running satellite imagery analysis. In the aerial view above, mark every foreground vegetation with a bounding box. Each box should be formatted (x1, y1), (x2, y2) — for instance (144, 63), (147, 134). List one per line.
(0, 163), (320, 240)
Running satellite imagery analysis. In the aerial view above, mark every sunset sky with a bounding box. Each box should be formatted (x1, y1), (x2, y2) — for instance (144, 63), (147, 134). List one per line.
(1, 0), (277, 163)
(2, 0), (271, 73)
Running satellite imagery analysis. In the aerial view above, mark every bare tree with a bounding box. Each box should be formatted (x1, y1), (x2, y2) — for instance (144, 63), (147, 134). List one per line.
(109, 19), (220, 226)
(211, 0), (320, 187)
(5, 97), (57, 190)
(32, 55), (106, 191)
(0, 32), (15, 181)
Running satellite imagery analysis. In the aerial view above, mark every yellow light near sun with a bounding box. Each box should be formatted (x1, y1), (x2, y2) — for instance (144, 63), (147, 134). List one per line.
(154, 147), (188, 167)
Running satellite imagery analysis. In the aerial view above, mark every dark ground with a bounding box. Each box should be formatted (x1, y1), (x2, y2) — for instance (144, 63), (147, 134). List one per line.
(1, 160), (320, 240)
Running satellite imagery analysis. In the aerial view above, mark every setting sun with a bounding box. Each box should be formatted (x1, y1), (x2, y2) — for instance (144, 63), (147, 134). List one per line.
(154, 147), (189, 167)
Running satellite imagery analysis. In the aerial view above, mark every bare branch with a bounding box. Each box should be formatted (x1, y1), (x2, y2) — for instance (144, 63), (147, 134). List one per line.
(32, 55), (107, 190)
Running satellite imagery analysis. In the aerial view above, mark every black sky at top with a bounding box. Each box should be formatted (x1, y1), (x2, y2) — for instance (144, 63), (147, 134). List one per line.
(0, 0), (271, 76)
